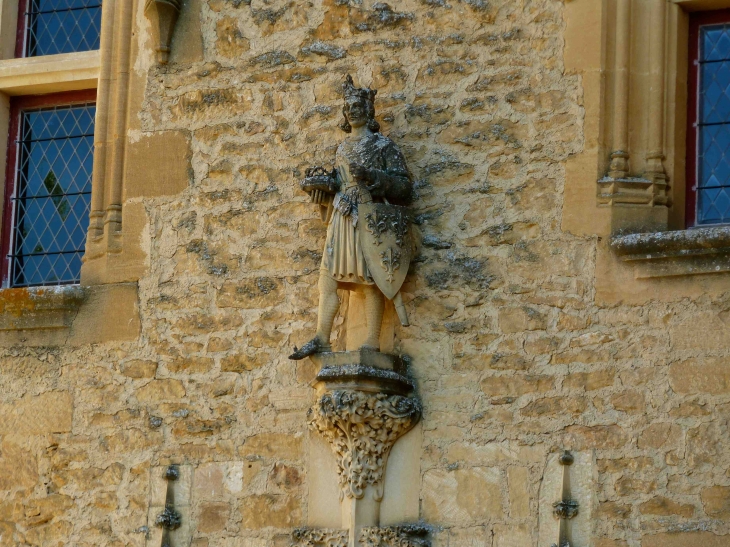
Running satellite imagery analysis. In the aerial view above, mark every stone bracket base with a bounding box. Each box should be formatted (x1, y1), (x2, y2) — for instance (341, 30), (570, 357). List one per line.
(293, 525), (430, 547)
(611, 226), (730, 278)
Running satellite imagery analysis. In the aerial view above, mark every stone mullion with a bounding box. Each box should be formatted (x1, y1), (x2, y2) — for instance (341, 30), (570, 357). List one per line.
(608, 0), (631, 180)
(103, 0), (136, 245)
(87, 0), (115, 242)
(645, 0), (669, 205)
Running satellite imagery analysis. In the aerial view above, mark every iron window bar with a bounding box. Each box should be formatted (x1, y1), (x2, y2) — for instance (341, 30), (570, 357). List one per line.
(12, 191), (91, 201)
(16, 133), (95, 144)
(26, 5), (103, 16)
(8, 250), (84, 258)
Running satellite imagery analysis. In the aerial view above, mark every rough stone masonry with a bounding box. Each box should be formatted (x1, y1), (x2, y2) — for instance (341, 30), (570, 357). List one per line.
(0, 1), (729, 547)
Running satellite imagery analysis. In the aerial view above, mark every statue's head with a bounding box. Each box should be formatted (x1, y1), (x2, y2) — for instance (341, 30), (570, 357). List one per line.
(340, 75), (380, 134)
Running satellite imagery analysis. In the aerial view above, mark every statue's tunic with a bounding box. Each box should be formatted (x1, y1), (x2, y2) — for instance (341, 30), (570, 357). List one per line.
(321, 133), (411, 286)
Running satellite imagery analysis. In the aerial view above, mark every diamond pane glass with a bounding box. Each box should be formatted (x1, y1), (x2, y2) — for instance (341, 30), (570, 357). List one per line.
(24, 0), (102, 57)
(697, 23), (730, 224)
(11, 104), (95, 287)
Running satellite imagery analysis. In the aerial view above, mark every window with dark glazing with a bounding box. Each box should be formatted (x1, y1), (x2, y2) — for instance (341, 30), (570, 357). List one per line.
(687, 10), (730, 226)
(17, 0), (102, 58)
(2, 92), (96, 287)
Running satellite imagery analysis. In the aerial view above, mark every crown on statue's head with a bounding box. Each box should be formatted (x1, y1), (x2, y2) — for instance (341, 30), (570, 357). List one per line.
(342, 75), (377, 103)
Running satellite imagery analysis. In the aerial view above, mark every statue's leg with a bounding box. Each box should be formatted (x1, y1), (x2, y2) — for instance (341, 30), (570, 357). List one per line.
(289, 270), (339, 360)
(315, 270), (340, 347)
(362, 284), (384, 351)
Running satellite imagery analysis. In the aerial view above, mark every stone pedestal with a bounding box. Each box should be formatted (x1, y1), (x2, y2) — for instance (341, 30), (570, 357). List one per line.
(298, 350), (425, 547)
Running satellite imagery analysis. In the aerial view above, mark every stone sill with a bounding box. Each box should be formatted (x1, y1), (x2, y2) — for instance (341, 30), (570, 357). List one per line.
(611, 226), (730, 278)
(0, 286), (86, 331)
(0, 50), (99, 96)
(0, 283), (139, 346)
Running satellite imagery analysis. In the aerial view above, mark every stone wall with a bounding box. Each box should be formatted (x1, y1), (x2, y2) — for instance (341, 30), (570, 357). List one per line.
(0, 1), (729, 547)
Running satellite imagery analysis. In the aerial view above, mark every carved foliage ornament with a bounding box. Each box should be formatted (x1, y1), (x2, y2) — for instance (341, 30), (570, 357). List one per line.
(293, 526), (430, 547)
(308, 390), (421, 501)
(360, 525), (430, 547)
(292, 528), (349, 547)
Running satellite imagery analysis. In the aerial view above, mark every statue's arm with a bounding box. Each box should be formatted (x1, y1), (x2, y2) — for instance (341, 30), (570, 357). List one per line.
(369, 144), (412, 202)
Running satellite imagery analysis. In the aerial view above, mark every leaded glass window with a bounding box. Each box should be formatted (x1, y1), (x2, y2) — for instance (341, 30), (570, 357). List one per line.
(7, 101), (95, 287)
(20, 0), (103, 58)
(695, 20), (730, 225)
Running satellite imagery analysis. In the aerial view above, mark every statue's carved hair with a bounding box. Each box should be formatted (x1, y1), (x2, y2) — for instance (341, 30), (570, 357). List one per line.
(340, 75), (380, 134)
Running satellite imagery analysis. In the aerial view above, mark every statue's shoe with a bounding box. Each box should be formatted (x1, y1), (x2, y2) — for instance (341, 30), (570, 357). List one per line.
(289, 337), (327, 360)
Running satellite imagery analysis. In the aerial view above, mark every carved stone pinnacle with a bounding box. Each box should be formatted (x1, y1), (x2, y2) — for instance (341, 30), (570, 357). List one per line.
(308, 389), (421, 501)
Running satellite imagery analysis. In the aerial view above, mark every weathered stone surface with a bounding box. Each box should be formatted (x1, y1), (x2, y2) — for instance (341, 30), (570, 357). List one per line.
(638, 424), (682, 450)
(220, 352), (268, 372)
(119, 360), (158, 379)
(563, 369), (615, 391)
(135, 380), (186, 402)
(493, 524), (531, 547)
(639, 496), (694, 517)
(238, 433), (303, 460)
(481, 374), (553, 397)
(216, 278), (285, 309)
(563, 425), (628, 450)
(669, 358), (730, 394)
(507, 466), (530, 518)
(422, 467), (502, 525)
(641, 532), (729, 547)
(701, 486), (730, 518)
(239, 494), (300, 529)
(498, 307), (548, 333)
(198, 502), (230, 533)
(0, 392), (73, 436)
(0, 441), (38, 490)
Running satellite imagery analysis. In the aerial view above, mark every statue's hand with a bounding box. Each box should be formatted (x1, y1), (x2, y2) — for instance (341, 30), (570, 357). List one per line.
(365, 178), (386, 197)
(349, 163), (371, 185)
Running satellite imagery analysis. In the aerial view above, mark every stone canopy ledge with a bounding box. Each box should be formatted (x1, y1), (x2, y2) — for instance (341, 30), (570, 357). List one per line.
(611, 226), (730, 278)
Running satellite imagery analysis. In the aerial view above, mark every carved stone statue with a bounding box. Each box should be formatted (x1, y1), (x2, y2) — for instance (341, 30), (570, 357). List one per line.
(290, 75), (413, 360)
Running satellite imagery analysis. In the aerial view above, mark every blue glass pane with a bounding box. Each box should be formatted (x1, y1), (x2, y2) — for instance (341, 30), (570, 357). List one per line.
(698, 187), (730, 224)
(702, 24), (730, 62)
(24, 0), (102, 57)
(700, 61), (730, 124)
(11, 104), (95, 287)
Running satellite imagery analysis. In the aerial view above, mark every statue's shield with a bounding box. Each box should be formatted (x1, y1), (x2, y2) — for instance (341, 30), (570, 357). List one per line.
(358, 202), (412, 300)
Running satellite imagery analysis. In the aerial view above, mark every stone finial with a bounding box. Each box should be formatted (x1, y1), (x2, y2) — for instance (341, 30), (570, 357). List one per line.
(145, 0), (182, 64)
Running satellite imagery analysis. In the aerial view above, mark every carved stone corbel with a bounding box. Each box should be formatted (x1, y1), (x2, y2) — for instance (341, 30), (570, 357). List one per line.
(292, 528), (349, 547)
(144, 0), (182, 64)
(360, 525), (430, 547)
(308, 389), (421, 502)
(292, 526), (430, 547)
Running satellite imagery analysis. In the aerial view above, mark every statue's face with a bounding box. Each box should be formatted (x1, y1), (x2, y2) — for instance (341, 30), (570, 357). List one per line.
(344, 96), (369, 128)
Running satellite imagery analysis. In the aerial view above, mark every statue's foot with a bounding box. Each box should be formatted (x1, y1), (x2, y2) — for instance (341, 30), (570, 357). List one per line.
(360, 343), (380, 352)
(289, 336), (329, 360)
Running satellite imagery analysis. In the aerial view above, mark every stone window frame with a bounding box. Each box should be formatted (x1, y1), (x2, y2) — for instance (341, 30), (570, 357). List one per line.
(0, 0), (141, 345)
(593, 0), (730, 279)
(684, 7), (730, 227)
(1, 88), (97, 288)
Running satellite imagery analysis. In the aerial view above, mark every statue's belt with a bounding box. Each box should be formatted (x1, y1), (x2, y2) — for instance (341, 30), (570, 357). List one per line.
(332, 187), (363, 226)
